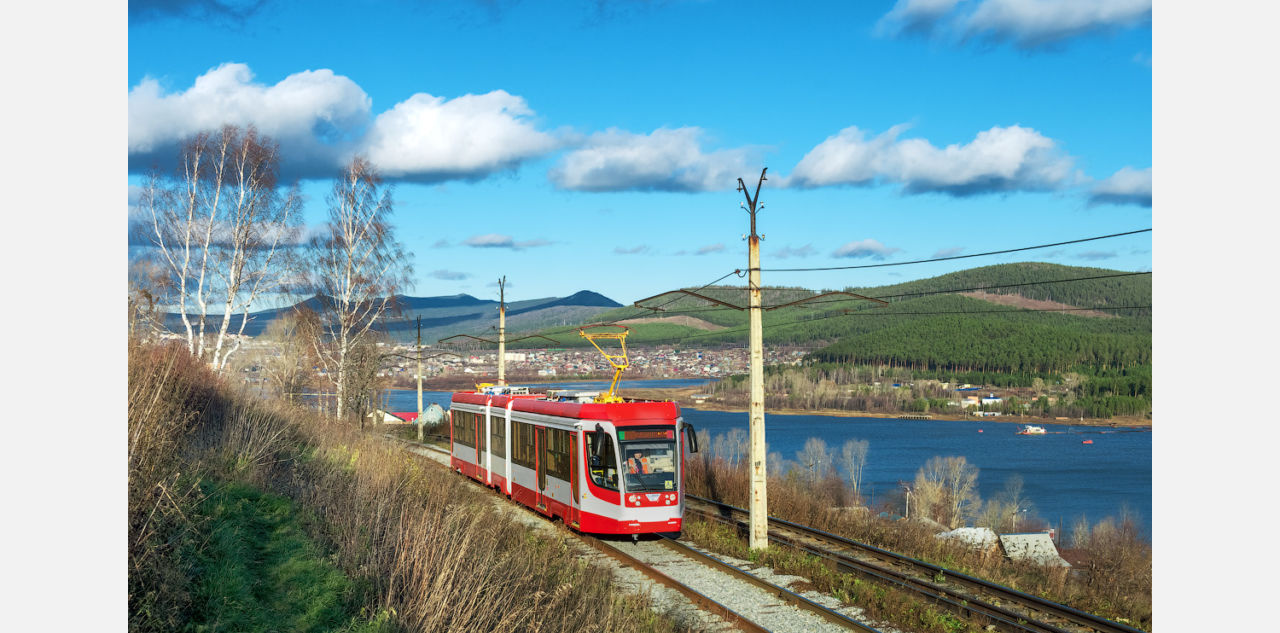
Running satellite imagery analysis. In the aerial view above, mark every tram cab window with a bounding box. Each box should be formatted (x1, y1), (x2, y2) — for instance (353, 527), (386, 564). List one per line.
(586, 431), (619, 491)
(618, 428), (677, 493)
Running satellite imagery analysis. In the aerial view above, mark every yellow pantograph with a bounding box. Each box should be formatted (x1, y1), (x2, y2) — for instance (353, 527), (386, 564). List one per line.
(579, 325), (630, 403)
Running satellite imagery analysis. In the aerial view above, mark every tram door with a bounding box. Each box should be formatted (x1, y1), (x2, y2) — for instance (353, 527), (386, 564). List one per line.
(535, 426), (547, 508)
(568, 433), (579, 525)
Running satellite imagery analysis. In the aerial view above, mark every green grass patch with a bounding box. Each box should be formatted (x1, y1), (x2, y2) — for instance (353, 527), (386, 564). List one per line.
(186, 480), (392, 633)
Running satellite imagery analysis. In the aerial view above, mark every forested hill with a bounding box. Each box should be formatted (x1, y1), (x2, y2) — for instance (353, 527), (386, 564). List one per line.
(514, 262), (1152, 376)
(845, 262), (1151, 317)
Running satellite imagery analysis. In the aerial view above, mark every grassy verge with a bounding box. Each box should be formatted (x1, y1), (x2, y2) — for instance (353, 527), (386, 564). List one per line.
(129, 339), (685, 633)
(188, 480), (390, 632)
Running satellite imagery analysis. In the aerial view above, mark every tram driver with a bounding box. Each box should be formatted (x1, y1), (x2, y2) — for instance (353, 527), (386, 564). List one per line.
(627, 452), (651, 475)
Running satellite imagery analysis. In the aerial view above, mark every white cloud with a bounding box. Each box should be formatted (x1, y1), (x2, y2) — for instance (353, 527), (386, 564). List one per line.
(128, 63), (557, 182)
(464, 234), (516, 248)
(695, 243), (726, 255)
(787, 124), (1077, 196)
(932, 246), (964, 258)
(773, 244), (817, 259)
(614, 245), (652, 255)
(1089, 166), (1151, 207)
(462, 234), (552, 250)
(1077, 250), (1117, 260)
(129, 63), (370, 176)
(965, 0), (1151, 47)
(549, 127), (760, 192)
(429, 269), (471, 280)
(833, 239), (900, 260)
(879, 0), (1151, 48)
(363, 91), (558, 182)
(878, 0), (963, 35)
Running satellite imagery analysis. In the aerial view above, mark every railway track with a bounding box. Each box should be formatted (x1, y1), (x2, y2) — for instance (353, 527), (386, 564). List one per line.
(389, 436), (880, 632)
(582, 534), (881, 633)
(685, 495), (1145, 633)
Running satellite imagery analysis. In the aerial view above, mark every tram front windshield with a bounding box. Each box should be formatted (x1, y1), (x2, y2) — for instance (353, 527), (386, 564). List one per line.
(618, 428), (677, 493)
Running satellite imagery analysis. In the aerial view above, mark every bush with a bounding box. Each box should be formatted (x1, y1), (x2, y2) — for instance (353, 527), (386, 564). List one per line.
(128, 339), (682, 633)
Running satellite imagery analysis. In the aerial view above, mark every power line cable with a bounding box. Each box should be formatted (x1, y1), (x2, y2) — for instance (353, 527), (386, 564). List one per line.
(647, 304), (1152, 345)
(762, 228), (1152, 272)
(645, 269), (743, 311)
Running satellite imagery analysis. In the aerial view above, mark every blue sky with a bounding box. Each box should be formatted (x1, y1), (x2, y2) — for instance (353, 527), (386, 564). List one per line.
(127, 0), (1152, 305)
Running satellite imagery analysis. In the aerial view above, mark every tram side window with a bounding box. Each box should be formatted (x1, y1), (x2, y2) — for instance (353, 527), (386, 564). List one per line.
(490, 414), (506, 459)
(512, 421), (535, 469)
(585, 431), (619, 491)
(546, 428), (570, 481)
(453, 411), (475, 448)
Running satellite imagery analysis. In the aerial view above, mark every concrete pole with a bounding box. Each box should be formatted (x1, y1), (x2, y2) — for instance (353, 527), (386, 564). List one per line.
(748, 229), (768, 550)
(497, 276), (507, 386)
(742, 168), (769, 551)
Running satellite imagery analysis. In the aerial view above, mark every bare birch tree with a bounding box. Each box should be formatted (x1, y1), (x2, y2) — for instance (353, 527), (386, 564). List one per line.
(840, 438), (869, 502)
(142, 125), (301, 370)
(797, 437), (832, 483)
(711, 427), (747, 468)
(305, 157), (411, 421)
(912, 455), (981, 529)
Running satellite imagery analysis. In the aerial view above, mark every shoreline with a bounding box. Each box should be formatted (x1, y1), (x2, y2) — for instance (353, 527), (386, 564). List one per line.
(618, 386), (1152, 428)
(379, 379), (1151, 428)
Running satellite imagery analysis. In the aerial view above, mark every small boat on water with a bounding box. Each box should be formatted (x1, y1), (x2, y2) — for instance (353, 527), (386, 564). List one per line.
(1017, 425), (1047, 435)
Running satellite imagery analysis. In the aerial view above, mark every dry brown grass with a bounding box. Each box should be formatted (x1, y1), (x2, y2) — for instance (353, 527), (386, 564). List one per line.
(684, 440), (1151, 631)
(128, 340), (223, 630)
(129, 338), (684, 633)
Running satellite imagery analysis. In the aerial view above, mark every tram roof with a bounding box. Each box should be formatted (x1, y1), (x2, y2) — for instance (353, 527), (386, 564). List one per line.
(451, 391), (680, 424)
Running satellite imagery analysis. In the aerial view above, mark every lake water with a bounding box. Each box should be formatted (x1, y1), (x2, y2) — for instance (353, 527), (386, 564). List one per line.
(380, 380), (1152, 538)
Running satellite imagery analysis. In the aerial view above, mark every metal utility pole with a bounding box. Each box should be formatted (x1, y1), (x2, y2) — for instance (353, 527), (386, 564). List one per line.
(739, 168), (769, 551)
(416, 315), (424, 442)
(497, 276), (507, 386)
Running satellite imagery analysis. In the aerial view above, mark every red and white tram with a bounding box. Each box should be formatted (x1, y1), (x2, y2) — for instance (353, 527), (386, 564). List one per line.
(448, 384), (699, 536)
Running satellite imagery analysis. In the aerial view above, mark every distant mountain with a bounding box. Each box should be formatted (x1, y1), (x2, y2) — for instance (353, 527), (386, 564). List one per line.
(161, 290), (623, 343)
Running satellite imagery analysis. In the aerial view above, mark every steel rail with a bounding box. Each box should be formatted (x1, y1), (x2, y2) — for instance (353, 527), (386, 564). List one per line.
(655, 535), (880, 632)
(579, 535), (772, 633)
(385, 436), (773, 632)
(686, 494), (1144, 633)
(686, 505), (1039, 633)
